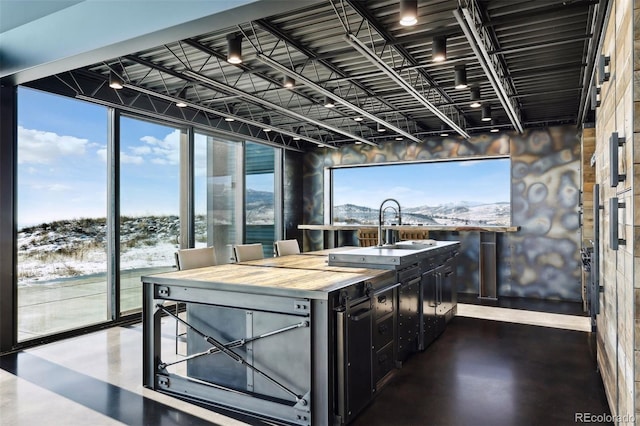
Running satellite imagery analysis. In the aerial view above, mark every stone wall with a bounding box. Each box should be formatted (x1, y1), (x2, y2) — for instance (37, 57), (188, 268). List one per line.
(303, 125), (582, 302)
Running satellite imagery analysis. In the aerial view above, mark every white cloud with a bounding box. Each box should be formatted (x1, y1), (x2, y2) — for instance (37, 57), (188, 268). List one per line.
(131, 145), (152, 155)
(96, 148), (143, 164)
(32, 183), (72, 192)
(97, 148), (107, 162)
(18, 126), (88, 164)
(120, 153), (144, 164)
(139, 129), (180, 165)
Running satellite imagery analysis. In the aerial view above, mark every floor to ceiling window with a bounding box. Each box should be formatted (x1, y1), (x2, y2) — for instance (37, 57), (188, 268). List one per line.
(13, 89), (284, 343)
(119, 117), (182, 314)
(16, 87), (108, 341)
(194, 133), (240, 264)
(245, 142), (276, 257)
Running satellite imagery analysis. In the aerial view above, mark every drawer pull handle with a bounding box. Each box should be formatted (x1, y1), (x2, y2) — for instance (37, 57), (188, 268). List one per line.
(378, 295), (387, 304)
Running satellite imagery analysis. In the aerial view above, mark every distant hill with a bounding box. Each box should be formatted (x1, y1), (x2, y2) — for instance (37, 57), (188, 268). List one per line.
(334, 201), (510, 226)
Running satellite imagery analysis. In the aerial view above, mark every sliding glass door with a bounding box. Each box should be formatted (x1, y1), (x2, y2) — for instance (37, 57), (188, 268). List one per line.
(194, 133), (240, 264)
(16, 88), (108, 340)
(15, 90), (283, 342)
(245, 142), (276, 257)
(119, 117), (181, 314)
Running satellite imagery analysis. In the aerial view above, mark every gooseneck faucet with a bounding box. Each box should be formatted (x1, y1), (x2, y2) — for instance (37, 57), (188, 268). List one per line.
(378, 198), (402, 246)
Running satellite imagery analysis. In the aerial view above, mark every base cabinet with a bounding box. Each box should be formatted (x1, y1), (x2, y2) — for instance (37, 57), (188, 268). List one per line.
(420, 254), (457, 350)
(336, 299), (373, 424)
(397, 271), (421, 363)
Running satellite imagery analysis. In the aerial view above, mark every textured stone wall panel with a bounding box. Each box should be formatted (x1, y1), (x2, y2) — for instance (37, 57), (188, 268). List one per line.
(303, 126), (582, 301)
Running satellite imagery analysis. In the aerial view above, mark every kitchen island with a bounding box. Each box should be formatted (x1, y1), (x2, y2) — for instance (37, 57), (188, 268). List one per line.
(142, 241), (459, 425)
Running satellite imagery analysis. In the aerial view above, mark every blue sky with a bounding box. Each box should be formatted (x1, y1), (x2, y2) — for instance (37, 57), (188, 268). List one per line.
(17, 87), (181, 227)
(17, 87), (274, 228)
(333, 159), (511, 209)
(16, 87), (509, 228)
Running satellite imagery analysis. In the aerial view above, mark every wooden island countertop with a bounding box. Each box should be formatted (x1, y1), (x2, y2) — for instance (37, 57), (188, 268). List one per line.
(143, 254), (392, 300)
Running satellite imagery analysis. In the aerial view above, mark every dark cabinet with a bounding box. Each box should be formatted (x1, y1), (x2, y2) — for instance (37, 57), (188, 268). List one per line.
(397, 274), (421, 363)
(336, 299), (373, 424)
(372, 282), (399, 386)
(420, 255), (457, 350)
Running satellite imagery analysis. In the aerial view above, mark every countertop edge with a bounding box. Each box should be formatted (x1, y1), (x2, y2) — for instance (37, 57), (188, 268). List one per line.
(298, 224), (520, 232)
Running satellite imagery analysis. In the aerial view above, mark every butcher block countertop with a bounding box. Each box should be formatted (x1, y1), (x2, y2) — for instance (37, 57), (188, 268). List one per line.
(142, 257), (393, 300)
(239, 253), (379, 274)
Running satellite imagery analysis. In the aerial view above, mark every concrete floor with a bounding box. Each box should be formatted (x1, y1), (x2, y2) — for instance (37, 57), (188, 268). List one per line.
(0, 306), (609, 426)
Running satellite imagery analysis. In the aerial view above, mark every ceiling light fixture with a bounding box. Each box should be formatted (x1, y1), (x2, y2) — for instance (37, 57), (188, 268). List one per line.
(490, 127), (499, 133)
(262, 117), (271, 132)
(481, 105), (492, 121)
(175, 87), (187, 108)
(255, 53), (413, 144)
(454, 7), (523, 133)
(111, 83), (330, 150)
(432, 36), (447, 62)
(454, 64), (468, 89)
(283, 75), (295, 89)
(226, 34), (243, 64)
(353, 116), (363, 122)
(184, 69), (376, 146)
(395, 136), (404, 141)
(109, 70), (124, 89)
(324, 96), (335, 108)
(440, 125), (449, 137)
(399, 0), (418, 26)
(224, 116), (235, 122)
(377, 122), (387, 132)
(345, 34), (469, 138)
(469, 87), (481, 108)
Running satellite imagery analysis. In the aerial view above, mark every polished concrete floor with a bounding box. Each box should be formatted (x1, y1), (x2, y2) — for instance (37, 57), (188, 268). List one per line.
(0, 309), (610, 426)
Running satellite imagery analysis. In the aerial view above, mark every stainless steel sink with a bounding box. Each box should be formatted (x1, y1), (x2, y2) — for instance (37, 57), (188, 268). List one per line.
(371, 240), (437, 250)
(370, 244), (422, 250)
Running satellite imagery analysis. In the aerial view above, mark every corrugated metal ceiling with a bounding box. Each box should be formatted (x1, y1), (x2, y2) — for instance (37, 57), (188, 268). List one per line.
(29, 0), (603, 150)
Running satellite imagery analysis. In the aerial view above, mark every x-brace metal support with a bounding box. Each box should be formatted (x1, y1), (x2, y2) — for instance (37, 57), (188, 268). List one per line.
(155, 303), (309, 405)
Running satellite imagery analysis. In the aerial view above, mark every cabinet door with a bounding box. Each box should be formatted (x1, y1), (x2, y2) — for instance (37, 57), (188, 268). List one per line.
(397, 276), (421, 362)
(439, 259), (457, 316)
(336, 300), (373, 423)
(420, 269), (438, 350)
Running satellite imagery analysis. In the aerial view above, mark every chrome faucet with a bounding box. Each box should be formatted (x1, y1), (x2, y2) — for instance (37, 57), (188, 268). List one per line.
(378, 198), (402, 246)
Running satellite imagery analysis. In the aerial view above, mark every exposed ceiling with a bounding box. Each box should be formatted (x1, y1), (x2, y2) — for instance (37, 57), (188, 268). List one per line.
(19, 0), (606, 151)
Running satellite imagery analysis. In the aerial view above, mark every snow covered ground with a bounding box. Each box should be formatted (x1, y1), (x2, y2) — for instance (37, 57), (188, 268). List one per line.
(17, 216), (180, 285)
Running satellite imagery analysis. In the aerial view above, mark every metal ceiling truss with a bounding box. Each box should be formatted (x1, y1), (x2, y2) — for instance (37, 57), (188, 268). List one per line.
(251, 18), (423, 142)
(53, 68), (309, 152)
(335, 0), (471, 138)
(123, 52), (339, 149)
(176, 37), (379, 147)
(454, 0), (524, 133)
